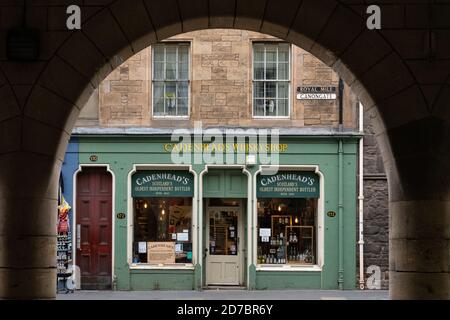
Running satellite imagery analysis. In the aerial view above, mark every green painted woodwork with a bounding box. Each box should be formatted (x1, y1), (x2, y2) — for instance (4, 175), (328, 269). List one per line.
(203, 169), (248, 198)
(257, 171), (320, 198)
(130, 269), (194, 290)
(132, 170), (194, 197)
(76, 135), (358, 291)
(255, 271), (321, 290)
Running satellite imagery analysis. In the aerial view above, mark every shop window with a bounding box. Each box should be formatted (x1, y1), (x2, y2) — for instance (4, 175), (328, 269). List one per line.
(257, 198), (317, 266)
(152, 43), (190, 117)
(133, 197), (193, 265)
(253, 43), (290, 117)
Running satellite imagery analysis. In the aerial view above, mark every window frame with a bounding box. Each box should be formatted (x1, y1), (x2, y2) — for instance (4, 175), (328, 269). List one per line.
(254, 165), (325, 272)
(151, 42), (191, 119)
(128, 165), (197, 270)
(252, 42), (292, 119)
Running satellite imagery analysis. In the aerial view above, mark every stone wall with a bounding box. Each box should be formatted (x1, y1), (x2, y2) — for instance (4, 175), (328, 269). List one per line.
(76, 29), (358, 129)
(356, 110), (390, 290)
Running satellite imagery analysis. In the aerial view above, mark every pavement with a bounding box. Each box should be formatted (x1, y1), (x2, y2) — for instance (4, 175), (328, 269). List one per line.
(57, 289), (389, 300)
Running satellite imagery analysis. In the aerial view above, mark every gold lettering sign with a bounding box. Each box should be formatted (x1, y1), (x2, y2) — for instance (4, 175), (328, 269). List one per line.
(147, 242), (175, 264)
(163, 143), (288, 153)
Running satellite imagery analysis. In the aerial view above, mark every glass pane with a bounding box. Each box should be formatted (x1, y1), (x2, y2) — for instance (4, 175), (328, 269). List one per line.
(165, 83), (177, 114)
(178, 45), (189, 79)
(166, 63), (177, 80)
(266, 45), (277, 63)
(265, 82), (276, 99)
(154, 62), (164, 80)
(253, 62), (264, 80)
(153, 83), (164, 115)
(278, 63), (289, 80)
(278, 46), (289, 63)
(278, 82), (289, 98)
(166, 46), (177, 63)
(178, 62), (189, 80)
(177, 98), (188, 116)
(133, 197), (193, 264)
(278, 99), (289, 116)
(253, 46), (264, 62)
(257, 198), (317, 265)
(177, 82), (188, 98)
(266, 99), (277, 116)
(266, 63), (277, 80)
(153, 46), (165, 62)
(253, 82), (264, 99)
(178, 46), (189, 63)
(254, 99), (265, 116)
(209, 210), (238, 256)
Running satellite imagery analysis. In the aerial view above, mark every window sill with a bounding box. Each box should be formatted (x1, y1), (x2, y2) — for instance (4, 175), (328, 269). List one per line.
(252, 116), (291, 120)
(152, 116), (190, 120)
(130, 263), (195, 270)
(256, 264), (322, 272)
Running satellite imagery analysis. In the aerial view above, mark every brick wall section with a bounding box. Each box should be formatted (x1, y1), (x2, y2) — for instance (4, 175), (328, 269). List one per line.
(79, 29), (358, 129)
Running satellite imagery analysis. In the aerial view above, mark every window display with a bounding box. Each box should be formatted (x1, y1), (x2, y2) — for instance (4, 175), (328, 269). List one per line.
(133, 197), (193, 264)
(257, 198), (317, 266)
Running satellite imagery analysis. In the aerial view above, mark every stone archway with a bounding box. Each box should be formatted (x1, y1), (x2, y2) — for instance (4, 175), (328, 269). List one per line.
(0, 1), (448, 299)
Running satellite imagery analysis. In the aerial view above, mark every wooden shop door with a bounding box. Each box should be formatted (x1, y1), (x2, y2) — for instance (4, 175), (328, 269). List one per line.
(76, 167), (113, 290)
(205, 206), (244, 286)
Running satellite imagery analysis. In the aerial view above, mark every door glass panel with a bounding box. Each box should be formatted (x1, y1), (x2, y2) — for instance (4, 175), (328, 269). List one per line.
(209, 210), (238, 256)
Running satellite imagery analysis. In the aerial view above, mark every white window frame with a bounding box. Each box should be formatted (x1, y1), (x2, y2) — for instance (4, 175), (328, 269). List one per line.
(253, 165), (324, 272)
(252, 42), (292, 119)
(151, 43), (191, 119)
(127, 164), (197, 270)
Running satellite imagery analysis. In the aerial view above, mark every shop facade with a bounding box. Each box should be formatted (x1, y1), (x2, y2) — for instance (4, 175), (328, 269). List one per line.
(62, 132), (359, 290)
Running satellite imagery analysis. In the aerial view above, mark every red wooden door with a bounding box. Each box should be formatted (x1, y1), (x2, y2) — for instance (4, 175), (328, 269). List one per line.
(76, 168), (113, 290)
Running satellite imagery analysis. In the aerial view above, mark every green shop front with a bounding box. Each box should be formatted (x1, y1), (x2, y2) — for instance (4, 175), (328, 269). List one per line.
(65, 132), (358, 290)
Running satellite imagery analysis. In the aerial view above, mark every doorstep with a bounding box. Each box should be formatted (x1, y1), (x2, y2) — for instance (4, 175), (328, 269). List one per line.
(203, 286), (247, 290)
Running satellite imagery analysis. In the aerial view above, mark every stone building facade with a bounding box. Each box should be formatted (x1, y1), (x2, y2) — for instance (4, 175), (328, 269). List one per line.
(72, 29), (389, 290)
(78, 29), (358, 130)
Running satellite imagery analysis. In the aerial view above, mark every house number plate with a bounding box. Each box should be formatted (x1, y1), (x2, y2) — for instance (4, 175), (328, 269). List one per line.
(327, 211), (337, 218)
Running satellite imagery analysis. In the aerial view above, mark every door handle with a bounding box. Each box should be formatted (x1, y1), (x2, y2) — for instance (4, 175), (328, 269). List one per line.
(76, 224), (81, 250)
(204, 248), (208, 259)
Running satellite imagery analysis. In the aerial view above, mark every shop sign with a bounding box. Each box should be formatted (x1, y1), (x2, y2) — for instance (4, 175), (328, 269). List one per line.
(257, 171), (320, 198)
(163, 143), (288, 153)
(147, 242), (175, 264)
(296, 86), (337, 100)
(132, 171), (194, 198)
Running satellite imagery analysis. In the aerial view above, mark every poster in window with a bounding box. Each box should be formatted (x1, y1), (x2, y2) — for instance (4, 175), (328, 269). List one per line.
(147, 242), (175, 264)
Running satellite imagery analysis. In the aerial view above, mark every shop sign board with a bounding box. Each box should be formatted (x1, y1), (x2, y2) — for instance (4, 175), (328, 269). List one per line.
(147, 242), (175, 264)
(257, 171), (320, 198)
(132, 171), (194, 197)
